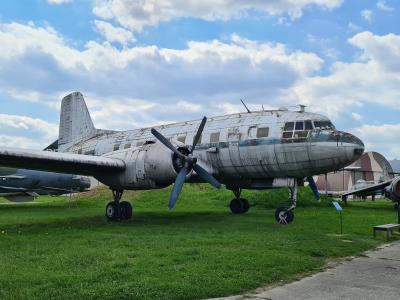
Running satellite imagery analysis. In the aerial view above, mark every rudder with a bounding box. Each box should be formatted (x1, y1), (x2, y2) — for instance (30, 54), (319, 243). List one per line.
(58, 92), (96, 152)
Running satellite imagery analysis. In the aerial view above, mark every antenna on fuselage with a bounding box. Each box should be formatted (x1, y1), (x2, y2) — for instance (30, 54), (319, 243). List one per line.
(240, 99), (251, 113)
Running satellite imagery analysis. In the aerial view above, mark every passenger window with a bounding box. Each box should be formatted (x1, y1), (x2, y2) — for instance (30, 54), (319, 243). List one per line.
(124, 143), (131, 149)
(284, 122), (294, 131)
(295, 122), (304, 130)
(282, 131), (293, 139)
(113, 144), (120, 151)
(177, 136), (186, 144)
(305, 120), (313, 130)
(210, 132), (220, 143)
(257, 127), (269, 138)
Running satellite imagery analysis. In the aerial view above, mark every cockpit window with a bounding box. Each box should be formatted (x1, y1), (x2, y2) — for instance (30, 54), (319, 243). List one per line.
(313, 121), (334, 130)
(305, 120), (313, 130)
(295, 121), (304, 131)
(284, 122), (294, 131)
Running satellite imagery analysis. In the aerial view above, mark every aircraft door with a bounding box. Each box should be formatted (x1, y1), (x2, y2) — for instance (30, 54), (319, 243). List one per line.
(227, 127), (242, 175)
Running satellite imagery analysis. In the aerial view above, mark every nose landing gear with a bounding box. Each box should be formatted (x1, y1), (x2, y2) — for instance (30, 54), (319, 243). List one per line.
(274, 180), (297, 225)
(106, 189), (133, 221)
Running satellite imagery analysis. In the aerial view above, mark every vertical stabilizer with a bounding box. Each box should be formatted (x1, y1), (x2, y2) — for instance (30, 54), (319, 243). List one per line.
(58, 92), (96, 152)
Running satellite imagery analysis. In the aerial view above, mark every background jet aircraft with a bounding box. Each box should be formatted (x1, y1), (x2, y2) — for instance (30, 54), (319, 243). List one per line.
(0, 92), (364, 223)
(341, 176), (400, 209)
(0, 167), (91, 202)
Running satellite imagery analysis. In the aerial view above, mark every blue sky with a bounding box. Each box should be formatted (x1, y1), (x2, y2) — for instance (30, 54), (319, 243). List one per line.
(0, 0), (399, 158)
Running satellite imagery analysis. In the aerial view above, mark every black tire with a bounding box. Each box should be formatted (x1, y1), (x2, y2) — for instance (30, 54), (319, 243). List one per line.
(106, 202), (119, 221)
(241, 198), (250, 213)
(230, 198), (244, 214)
(120, 201), (133, 220)
(275, 207), (294, 225)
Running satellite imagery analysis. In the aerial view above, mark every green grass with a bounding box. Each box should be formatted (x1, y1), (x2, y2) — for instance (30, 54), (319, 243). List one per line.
(0, 185), (398, 300)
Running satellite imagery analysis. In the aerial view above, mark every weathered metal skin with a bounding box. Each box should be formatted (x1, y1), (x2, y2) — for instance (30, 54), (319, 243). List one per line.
(98, 143), (179, 190)
(0, 92), (365, 193)
(63, 109), (364, 190)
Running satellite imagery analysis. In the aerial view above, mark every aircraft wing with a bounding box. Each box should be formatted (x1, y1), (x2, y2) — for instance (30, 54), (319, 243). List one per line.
(341, 180), (392, 198)
(0, 147), (125, 176)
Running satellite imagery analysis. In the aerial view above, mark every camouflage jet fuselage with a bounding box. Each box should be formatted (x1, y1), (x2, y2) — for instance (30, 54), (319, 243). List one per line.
(0, 167), (91, 202)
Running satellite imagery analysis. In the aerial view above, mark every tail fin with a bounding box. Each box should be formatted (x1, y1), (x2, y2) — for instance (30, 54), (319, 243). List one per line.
(58, 92), (96, 152)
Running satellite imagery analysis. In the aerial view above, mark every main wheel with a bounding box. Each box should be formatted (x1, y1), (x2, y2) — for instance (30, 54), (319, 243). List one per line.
(241, 198), (250, 213)
(275, 207), (294, 224)
(120, 201), (133, 220)
(106, 202), (119, 221)
(230, 198), (244, 214)
(230, 198), (250, 214)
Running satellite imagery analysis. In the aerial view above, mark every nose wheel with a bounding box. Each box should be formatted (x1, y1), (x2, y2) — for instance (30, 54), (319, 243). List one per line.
(274, 179), (297, 225)
(106, 189), (133, 221)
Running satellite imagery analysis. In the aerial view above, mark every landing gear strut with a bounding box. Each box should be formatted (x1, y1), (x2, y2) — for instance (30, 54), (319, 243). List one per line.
(106, 189), (132, 221)
(229, 188), (250, 214)
(275, 180), (297, 225)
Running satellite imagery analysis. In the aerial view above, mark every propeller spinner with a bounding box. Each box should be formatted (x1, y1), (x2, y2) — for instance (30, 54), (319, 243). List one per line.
(151, 117), (221, 209)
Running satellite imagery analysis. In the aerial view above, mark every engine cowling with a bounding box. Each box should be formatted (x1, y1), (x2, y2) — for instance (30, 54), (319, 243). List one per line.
(98, 142), (187, 190)
(390, 177), (400, 201)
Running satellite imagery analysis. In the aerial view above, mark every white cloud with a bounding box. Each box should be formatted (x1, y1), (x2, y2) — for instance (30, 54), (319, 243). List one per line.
(47, 0), (72, 4)
(292, 31), (400, 119)
(376, 0), (394, 11)
(0, 114), (58, 140)
(94, 20), (135, 46)
(353, 124), (400, 159)
(361, 9), (373, 22)
(92, 0), (343, 32)
(348, 22), (362, 33)
(351, 112), (362, 121)
(0, 135), (50, 149)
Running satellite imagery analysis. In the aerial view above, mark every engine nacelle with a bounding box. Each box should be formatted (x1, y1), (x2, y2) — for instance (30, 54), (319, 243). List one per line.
(389, 177), (400, 201)
(97, 142), (181, 190)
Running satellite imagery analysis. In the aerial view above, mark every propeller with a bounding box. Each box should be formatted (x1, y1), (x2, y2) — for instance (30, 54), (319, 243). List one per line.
(307, 176), (320, 201)
(151, 117), (221, 209)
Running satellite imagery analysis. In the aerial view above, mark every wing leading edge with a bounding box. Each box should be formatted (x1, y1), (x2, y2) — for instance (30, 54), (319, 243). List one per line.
(0, 147), (125, 176)
(341, 180), (392, 198)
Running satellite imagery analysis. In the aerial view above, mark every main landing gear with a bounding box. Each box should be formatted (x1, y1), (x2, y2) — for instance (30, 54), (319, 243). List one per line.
(106, 189), (132, 221)
(275, 180), (297, 225)
(229, 188), (250, 214)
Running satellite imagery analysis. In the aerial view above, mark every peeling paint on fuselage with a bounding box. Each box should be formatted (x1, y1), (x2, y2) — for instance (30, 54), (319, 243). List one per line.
(65, 110), (364, 188)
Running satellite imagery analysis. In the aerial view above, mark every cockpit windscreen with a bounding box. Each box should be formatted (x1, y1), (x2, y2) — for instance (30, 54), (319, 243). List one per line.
(313, 121), (335, 130)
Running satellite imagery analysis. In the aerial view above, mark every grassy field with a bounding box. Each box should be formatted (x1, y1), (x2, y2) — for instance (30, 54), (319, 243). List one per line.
(0, 185), (398, 300)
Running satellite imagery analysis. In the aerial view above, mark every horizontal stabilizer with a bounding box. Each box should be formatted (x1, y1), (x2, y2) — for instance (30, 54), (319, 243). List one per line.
(0, 147), (125, 176)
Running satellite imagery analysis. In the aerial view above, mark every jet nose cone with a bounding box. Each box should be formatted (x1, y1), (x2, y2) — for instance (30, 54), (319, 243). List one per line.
(80, 176), (91, 191)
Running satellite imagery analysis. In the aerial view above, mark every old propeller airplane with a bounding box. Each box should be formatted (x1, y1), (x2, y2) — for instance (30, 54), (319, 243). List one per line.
(0, 166), (91, 202)
(0, 92), (364, 223)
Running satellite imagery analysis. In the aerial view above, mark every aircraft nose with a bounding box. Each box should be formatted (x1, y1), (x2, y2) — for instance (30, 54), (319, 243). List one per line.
(337, 131), (364, 159)
(80, 176), (91, 191)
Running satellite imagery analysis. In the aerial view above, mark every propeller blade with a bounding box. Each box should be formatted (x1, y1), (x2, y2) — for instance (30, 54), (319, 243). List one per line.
(168, 167), (188, 209)
(191, 116), (207, 153)
(193, 164), (221, 189)
(151, 128), (185, 159)
(307, 176), (320, 201)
